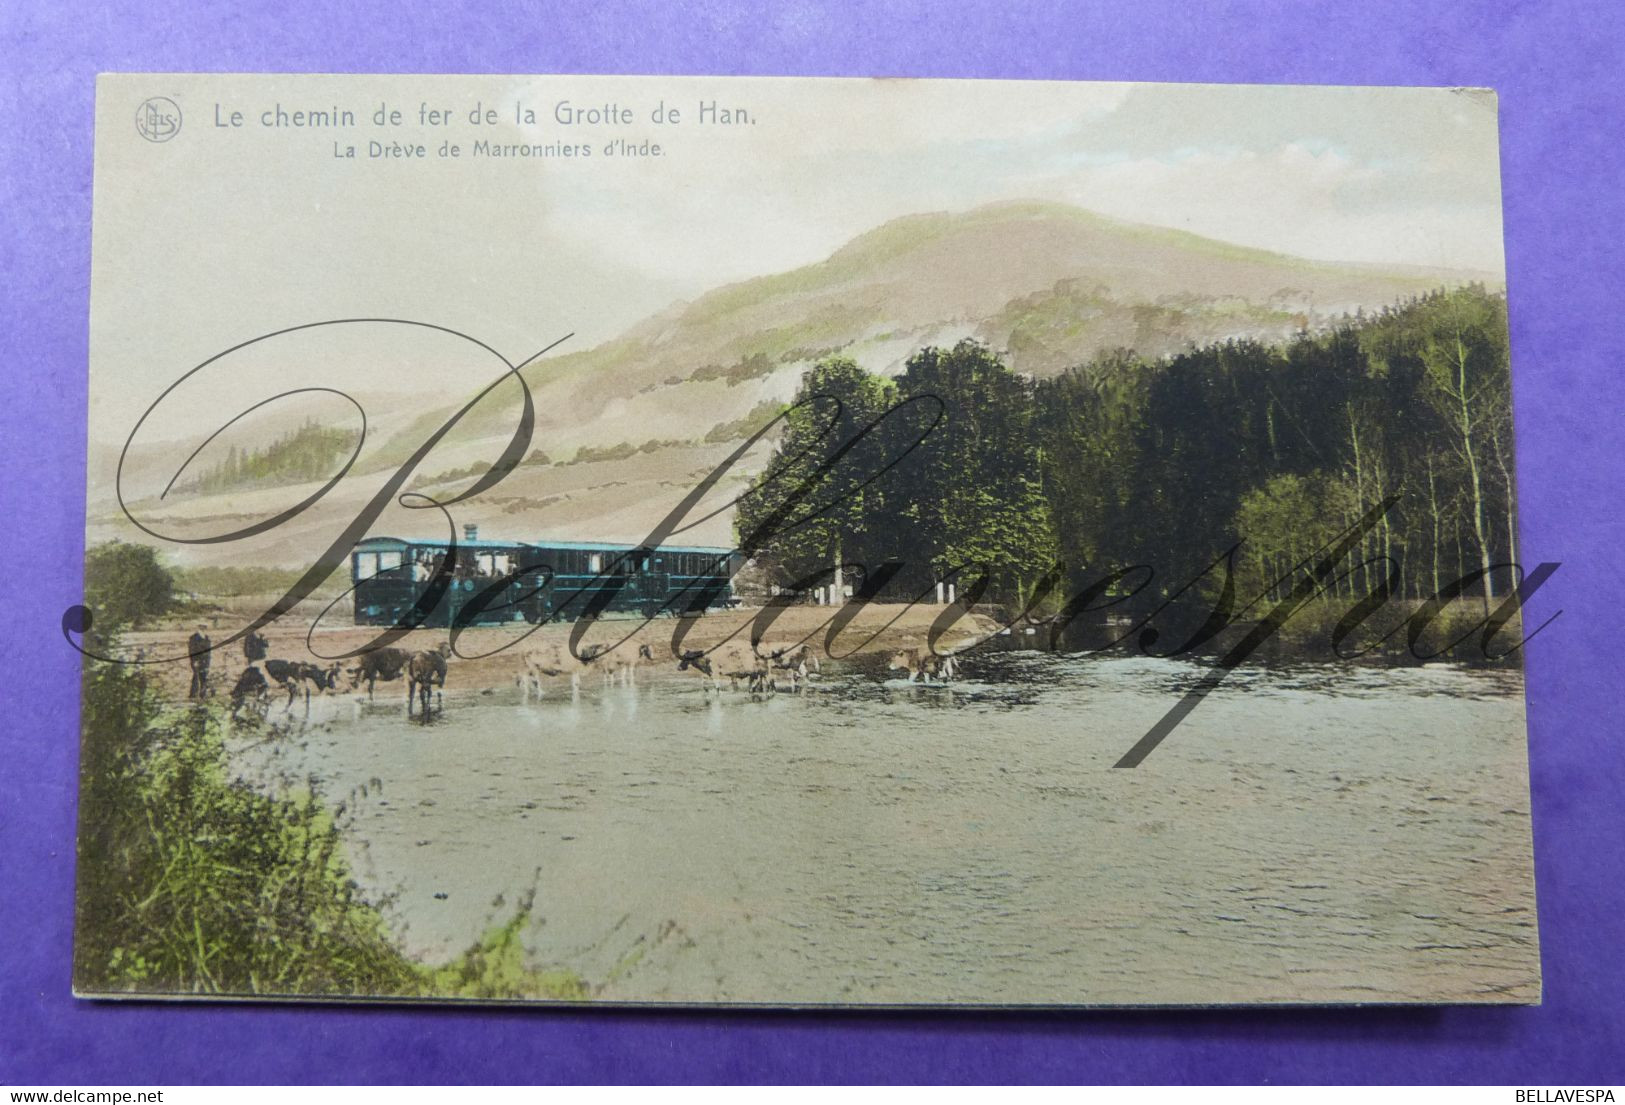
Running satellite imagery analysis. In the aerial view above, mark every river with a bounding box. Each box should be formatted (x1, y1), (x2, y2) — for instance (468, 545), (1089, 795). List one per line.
(230, 651), (1539, 1005)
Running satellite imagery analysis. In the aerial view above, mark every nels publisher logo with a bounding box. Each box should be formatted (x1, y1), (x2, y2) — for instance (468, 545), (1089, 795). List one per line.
(135, 96), (181, 142)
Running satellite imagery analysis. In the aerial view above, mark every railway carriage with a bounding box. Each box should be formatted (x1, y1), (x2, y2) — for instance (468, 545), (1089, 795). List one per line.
(350, 530), (739, 628)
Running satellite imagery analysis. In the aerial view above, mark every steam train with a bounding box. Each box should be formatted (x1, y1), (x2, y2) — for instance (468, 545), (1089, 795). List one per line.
(349, 528), (740, 627)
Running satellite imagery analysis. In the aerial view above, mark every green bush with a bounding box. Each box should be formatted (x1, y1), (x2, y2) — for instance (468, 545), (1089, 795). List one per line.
(691, 352), (776, 387)
(74, 634), (588, 999)
(83, 542), (175, 632)
(1255, 595), (1515, 665)
(704, 399), (788, 444)
(425, 890), (589, 1001)
(566, 441), (638, 465)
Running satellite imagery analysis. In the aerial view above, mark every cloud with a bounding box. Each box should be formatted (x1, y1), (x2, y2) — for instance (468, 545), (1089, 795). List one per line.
(1023, 141), (1504, 271)
(90, 75), (1508, 447)
(528, 82), (1504, 302)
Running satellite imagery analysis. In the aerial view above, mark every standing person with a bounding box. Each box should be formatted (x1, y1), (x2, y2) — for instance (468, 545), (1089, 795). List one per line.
(187, 623), (212, 699)
(244, 628), (269, 663)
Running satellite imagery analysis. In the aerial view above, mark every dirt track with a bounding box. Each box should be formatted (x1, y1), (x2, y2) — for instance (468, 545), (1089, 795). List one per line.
(124, 602), (1002, 703)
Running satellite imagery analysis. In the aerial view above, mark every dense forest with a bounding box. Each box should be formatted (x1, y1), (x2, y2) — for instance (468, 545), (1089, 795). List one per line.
(735, 285), (1518, 622)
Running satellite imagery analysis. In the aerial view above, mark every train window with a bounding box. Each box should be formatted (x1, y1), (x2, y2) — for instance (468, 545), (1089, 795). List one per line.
(377, 550), (402, 571)
(587, 552), (602, 574)
(354, 552), (375, 577)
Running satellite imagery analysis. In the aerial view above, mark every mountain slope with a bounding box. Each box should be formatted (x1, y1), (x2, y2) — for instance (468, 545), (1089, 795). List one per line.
(96, 201), (1498, 563)
(386, 200), (1494, 466)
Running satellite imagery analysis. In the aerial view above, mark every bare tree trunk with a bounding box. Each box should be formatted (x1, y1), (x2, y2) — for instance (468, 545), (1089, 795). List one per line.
(1492, 422), (1519, 581)
(1451, 334), (1495, 604)
(1348, 405), (1372, 597)
(1374, 453), (1394, 598)
(1426, 453), (1443, 600)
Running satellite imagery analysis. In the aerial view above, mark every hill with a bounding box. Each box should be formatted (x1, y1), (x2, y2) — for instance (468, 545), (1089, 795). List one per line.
(93, 201), (1497, 565)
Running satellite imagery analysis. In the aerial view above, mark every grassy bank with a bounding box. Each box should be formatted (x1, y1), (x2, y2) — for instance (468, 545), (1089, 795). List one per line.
(73, 647), (587, 1001)
(1233, 595), (1526, 667)
(1033, 591), (1526, 669)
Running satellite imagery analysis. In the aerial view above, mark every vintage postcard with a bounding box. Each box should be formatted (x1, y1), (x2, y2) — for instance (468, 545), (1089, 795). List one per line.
(76, 74), (1539, 1005)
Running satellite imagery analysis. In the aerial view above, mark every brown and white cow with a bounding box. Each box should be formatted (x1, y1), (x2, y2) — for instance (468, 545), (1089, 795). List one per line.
(519, 640), (655, 701)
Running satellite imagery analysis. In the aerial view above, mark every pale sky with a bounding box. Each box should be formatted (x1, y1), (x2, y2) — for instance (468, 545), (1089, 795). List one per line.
(91, 75), (1505, 452)
(521, 78), (1505, 297)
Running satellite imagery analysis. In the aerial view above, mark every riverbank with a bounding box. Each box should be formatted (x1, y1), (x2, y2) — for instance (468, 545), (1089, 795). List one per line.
(125, 601), (1006, 702)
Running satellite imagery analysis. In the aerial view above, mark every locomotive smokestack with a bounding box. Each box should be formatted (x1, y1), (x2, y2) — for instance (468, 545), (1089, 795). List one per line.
(463, 524), (479, 542)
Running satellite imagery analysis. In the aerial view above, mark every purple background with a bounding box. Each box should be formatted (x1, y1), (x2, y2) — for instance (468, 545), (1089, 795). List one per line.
(2, 0), (1621, 1085)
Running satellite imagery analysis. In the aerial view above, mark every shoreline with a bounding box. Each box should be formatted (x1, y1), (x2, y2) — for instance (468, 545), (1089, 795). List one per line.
(123, 602), (1006, 703)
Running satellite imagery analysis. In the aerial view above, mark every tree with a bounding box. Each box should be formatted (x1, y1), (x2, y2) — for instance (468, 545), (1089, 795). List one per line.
(892, 341), (1058, 603)
(1419, 291), (1506, 601)
(83, 541), (176, 635)
(1362, 285), (1513, 601)
(1036, 348), (1150, 577)
(734, 356), (899, 593)
(1232, 473), (1358, 602)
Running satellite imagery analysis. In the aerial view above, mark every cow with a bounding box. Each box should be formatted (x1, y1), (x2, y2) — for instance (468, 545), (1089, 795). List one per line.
(519, 642), (578, 702)
(887, 646), (959, 684)
(519, 640), (655, 702)
(407, 644), (450, 718)
(587, 640), (655, 686)
(264, 658), (342, 707)
(228, 664), (270, 720)
(348, 647), (413, 697)
(754, 640), (819, 694)
(676, 640), (768, 695)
